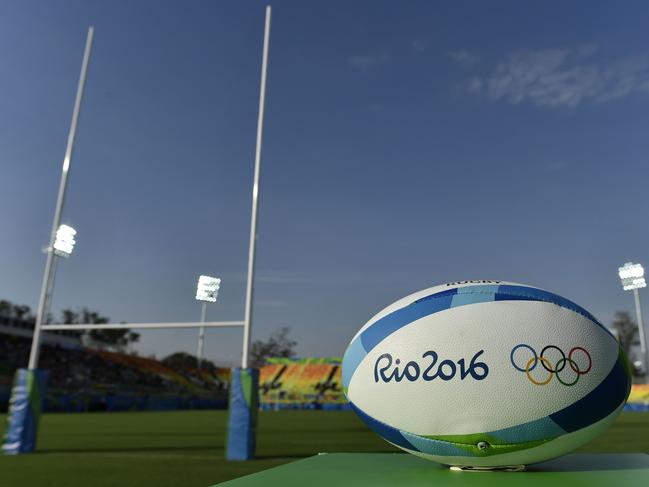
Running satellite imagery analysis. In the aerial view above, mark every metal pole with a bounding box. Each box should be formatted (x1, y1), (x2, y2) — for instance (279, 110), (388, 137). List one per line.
(197, 302), (207, 368)
(42, 255), (58, 325)
(27, 27), (94, 370)
(241, 6), (271, 369)
(633, 288), (649, 376)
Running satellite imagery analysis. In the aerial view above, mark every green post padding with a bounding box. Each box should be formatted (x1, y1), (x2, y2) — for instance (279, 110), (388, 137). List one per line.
(226, 368), (259, 460)
(2, 369), (49, 454)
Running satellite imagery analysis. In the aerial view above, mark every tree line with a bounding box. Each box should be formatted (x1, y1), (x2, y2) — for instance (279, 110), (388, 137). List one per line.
(612, 310), (642, 373)
(1, 298), (297, 366)
(0, 298), (139, 349)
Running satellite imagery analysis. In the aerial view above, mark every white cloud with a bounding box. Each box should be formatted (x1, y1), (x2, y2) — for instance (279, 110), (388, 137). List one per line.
(468, 47), (649, 107)
(576, 44), (598, 57)
(448, 50), (478, 68)
(467, 77), (483, 94)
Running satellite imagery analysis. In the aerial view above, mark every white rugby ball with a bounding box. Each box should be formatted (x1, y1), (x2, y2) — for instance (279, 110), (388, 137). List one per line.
(342, 280), (631, 467)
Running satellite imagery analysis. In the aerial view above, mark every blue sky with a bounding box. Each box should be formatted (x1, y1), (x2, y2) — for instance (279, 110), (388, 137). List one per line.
(2, 1), (649, 364)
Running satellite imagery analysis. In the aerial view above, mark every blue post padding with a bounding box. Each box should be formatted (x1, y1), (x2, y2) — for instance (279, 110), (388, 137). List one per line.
(2, 368), (49, 454)
(226, 367), (259, 461)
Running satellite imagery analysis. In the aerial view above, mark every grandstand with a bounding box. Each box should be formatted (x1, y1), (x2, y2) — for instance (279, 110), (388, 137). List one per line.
(0, 319), (350, 413)
(1, 329), (350, 415)
(0, 320), (230, 413)
(259, 358), (346, 409)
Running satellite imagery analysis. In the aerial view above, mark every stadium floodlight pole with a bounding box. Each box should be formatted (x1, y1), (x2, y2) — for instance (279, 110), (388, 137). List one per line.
(41, 224), (78, 323)
(618, 262), (649, 376)
(633, 288), (646, 357)
(242, 5), (271, 369)
(41, 252), (58, 326)
(27, 27), (94, 370)
(195, 275), (221, 368)
(197, 302), (207, 368)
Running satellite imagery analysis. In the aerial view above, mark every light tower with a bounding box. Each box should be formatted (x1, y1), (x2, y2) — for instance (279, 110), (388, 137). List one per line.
(618, 262), (648, 377)
(41, 224), (78, 325)
(52, 224), (77, 257)
(4, 27), (94, 456)
(195, 275), (221, 368)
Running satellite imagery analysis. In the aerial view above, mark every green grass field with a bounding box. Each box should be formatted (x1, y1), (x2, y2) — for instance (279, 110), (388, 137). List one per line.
(1, 411), (648, 487)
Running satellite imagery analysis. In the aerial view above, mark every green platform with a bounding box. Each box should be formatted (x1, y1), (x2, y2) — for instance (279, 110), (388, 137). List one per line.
(214, 453), (649, 486)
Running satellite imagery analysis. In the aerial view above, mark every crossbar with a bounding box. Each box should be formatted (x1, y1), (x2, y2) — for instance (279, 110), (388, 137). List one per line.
(40, 321), (244, 330)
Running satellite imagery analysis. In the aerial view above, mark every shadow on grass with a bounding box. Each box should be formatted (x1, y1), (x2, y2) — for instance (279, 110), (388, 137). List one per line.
(530, 453), (649, 473)
(38, 445), (224, 454)
(39, 447), (313, 462)
(253, 453), (312, 460)
(42, 432), (225, 438)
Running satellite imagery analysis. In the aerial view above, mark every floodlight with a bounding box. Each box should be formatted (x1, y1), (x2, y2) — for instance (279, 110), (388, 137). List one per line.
(618, 262), (646, 291)
(618, 261), (649, 379)
(53, 224), (77, 258)
(196, 275), (221, 302)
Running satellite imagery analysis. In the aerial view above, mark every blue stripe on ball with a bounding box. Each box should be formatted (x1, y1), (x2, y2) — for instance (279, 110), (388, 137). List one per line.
(342, 335), (368, 390)
(349, 401), (471, 457)
(344, 284), (616, 385)
(487, 415), (565, 443)
(360, 291), (456, 352)
(549, 352), (631, 433)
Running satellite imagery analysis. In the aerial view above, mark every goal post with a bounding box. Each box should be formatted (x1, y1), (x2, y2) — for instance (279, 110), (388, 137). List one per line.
(227, 4), (272, 461)
(4, 5), (273, 460)
(2, 25), (94, 456)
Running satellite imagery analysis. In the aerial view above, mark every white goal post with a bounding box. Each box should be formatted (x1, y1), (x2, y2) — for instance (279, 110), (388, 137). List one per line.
(27, 5), (272, 371)
(6, 7), (272, 460)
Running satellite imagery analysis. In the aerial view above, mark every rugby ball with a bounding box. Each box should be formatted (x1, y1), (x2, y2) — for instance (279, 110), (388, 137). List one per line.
(342, 280), (631, 467)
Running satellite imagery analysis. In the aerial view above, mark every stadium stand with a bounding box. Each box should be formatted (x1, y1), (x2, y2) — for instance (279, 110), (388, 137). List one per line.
(259, 358), (348, 410)
(0, 330), (229, 412)
(627, 384), (649, 411)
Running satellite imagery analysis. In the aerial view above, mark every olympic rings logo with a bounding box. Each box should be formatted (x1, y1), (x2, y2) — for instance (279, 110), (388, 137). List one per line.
(509, 344), (592, 386)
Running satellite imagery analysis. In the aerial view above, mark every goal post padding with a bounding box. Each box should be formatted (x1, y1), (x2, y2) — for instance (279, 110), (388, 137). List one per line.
(226, 367), (259, 460)
(2, 369), (49, 454)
